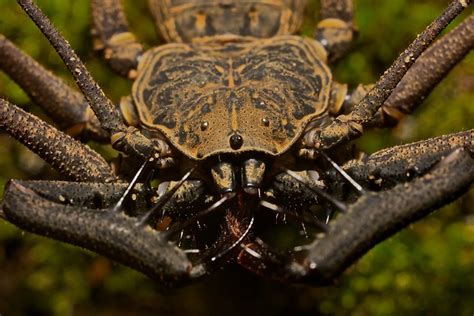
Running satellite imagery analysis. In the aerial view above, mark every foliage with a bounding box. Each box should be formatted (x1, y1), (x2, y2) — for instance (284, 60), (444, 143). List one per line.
(0, 0), (473, 315)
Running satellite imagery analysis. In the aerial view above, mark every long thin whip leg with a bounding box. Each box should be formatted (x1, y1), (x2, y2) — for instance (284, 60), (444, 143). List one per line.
(284, 169), (347, 213)
(163, 194), (234, 238)
(210, 215), (255, 262)
(113, 159), (149, 212)
(319, 151), (364, 193)
(304, 0), (472, 151)
(17, 0), (160, 158)
(138, 167), (196, 226)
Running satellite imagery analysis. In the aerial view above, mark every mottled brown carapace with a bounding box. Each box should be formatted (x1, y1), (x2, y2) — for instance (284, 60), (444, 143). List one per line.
(133, 35), (331, 159)
(148, 0), (307, 42)
(129, 0), (338, 160)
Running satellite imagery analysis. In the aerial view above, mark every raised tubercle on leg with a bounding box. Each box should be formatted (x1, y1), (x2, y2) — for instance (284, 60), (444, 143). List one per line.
(17, 0), (163, 160)
(289, 147), (474, 285)
(0, 98), (115, 182)
(0, 34), (108, 141)
(372, 14), (474, 127)
(302, 0), (471, 153)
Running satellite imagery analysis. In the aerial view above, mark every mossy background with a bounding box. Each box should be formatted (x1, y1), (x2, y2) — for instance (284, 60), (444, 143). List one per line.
(0, 0), (473, 315)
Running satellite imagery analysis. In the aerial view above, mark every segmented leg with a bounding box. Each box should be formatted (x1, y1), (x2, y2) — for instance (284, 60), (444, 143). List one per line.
(91, 0), (143, 78)
(1, 180), (202, 287)
(0, 98), (115, 182)
(289, 148), (474, 285)
(341, 129), (474, 186)
(18, 0), (168, 161)
(239, 144), (474, 284)
(301, 0), (471, 155)
(371, 14), (474, 127)
(316, 0), (355, 62)
(0, 34), (108, 141)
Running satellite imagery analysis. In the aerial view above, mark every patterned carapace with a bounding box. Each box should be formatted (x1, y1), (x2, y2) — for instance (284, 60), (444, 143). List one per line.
(133, 35), (331, 159)
(129, 0), (341, 159)
(148, 0), (307, 42)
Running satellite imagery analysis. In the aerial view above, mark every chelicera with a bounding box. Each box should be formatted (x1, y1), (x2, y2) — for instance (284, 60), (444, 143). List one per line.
(0, 0), (473, 287)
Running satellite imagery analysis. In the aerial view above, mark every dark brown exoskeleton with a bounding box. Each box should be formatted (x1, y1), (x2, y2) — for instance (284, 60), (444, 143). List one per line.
(0, 0), (473, 287)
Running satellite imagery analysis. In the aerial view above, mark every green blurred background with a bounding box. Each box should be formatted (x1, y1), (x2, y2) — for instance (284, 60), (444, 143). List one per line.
(0, 0), (473, 315)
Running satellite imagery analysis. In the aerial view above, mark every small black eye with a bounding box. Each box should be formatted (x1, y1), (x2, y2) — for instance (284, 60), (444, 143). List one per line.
(229, 134), (243, 150)
(200, 121), (209, 131)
